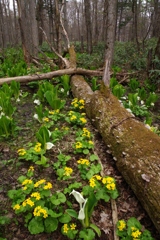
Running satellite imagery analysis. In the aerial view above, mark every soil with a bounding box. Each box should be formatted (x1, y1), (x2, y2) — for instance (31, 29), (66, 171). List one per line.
(0, 85), (160, 240)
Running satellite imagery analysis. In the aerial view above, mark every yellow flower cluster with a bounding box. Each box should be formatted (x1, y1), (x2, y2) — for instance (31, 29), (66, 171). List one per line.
(49, 109), (59, 115)
(89, 177), (96, 188)
(28, 166), (34, 172)
(17, 148), (26, 156)
(89, 175), (102, 188)
(63, 223), (76, 233)
(22, 179), (33, 186)
(117, 220), (126, 231)
(75, 142), (82, 149)
(43, 117), (49, 122)
(82, 128), (91, 138)
(94, 175), (102, 180)
(13, 204), (21, 210)
(131, 227), (142, 238)
(22, 197), (34, 207)
(80, 117), (87, 124)
(43, 182), (52, 189)
(31, 192), (41, 200)
(70, 115), (77, 121)
(102, 177), (116, 190)
(34, 179), (46, 187)
(64, 167), (73, 176)
(71, 98), (85, 110)
(33, 206), (48, 218)
(34, 142), (42, 153)
(77, 158), (90, 166)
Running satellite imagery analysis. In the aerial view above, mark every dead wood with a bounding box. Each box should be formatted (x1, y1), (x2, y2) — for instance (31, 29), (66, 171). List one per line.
(0, 68), (103, 85)
(70, 75), (160, 234)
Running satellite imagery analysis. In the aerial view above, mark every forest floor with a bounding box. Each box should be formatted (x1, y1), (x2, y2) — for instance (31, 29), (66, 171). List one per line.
(0, 85), (160, 240)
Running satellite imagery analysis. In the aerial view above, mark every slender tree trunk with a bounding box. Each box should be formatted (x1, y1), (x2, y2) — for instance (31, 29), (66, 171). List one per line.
(84, 0), (92, 54)
(103, 0), (117, 86)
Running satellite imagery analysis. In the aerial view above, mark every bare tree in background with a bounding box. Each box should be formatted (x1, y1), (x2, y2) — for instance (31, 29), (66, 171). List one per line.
(103, 0), (117, 86)
(16, 0), (39, 64)
(84, 0), (92, 54)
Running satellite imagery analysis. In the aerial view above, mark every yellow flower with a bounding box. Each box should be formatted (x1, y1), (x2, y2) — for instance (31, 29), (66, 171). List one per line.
(79, 99), (85, 105)
(80, 117), (87, 124)
(13, 204), (21, 210)
(106, 182), (116, 190)
(63, 223), (69, 233)
(33, 206), (48, 218)
(28, 166), (34, 172)
(70, 223), (76, 230)
(22, 198), (34, 207)
(79, 105), (84, 109)
(70, 115), (77, 121)
(117, 220), (126, 231)
(88, 140), (94, 145)
(94, 175), (102, 180)
(43, 117), (49, 122)
(64, 167), (73, 176)
(43, 182), (52, 189)
(77, 158), (90, 165)
(22, 179), (33, 185)
(102, 176), (114, 184)
(31, 192), (41, 200)
(75, 142), (82, 149)
(49, 110), (55, 115)
(89, 178), (96, 188)
(34, 179), (46, 187)
(131, 229), (142, 238)
(17, 148), (26, 156)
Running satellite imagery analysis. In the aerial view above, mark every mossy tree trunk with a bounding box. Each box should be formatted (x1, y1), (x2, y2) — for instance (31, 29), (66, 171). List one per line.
(71, 75), (160, 234)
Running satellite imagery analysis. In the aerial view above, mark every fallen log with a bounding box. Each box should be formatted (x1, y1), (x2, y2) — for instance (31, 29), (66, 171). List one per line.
(0, 68), (103, 85)
(70, 75), (160, 234)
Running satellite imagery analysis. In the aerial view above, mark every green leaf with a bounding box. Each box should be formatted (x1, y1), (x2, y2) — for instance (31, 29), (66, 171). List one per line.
(44, 216), (58, 233)
(59, 213), (71, 223)
(28, 218), (44, 234)
(83, 149), (89, 155)
(90, 223), (101, 237)
(48, 210), (62, 218)
(89, 154), (99, 161)
(65, 209), (78, 219)
(79, 229), (95, 240)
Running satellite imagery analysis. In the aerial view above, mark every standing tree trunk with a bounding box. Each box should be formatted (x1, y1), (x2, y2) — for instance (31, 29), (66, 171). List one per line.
(152, 0), (160, 38)
(103, 0), (117, 86)
(84, 0), (92, 54)
(16, 0), (39, 64)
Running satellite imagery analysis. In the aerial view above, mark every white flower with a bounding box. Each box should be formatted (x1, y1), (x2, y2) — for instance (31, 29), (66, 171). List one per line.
(137, 96), (140, 100)
(140, 100), (144, 105)
(33, 114), (39, 120)
(46, 142), (54, 150)
(151, 103), (154, 106)
(34, 99), (40, 105)
(60, 88), (64, 93)
(78, 199), (87, 220)
(70, 190), (88, 220)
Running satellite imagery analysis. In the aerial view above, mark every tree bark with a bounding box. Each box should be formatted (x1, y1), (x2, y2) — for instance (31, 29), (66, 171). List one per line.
(102, 0), (117, 86)
(70, 75), (160, 234)
(0, 68), (103, 85)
